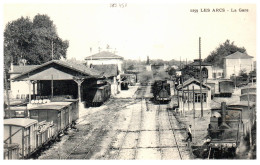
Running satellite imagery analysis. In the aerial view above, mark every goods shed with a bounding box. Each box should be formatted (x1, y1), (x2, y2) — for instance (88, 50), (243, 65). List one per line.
(11, 60), (104, 103)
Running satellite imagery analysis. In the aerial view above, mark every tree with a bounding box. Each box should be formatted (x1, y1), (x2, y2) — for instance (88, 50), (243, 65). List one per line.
(204, 40), (246, 68)
(4, 14), (69, 69)
(181, 65), (200, 80)
(168, 67), (176, 77)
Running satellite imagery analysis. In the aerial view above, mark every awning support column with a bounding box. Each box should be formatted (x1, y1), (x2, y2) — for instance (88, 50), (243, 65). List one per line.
(32, 80), (36, 100)
(73, 78), (84, 102)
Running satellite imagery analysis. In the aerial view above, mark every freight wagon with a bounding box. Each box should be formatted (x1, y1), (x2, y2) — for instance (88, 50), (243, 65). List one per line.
(4, 118), (40, 159)
(218, 80), (234, 97)
(85, 84), (111, 107)
(241, 87), (256, 95)
(29, 102), (76, 135)
(4, 106), (28, 119)
(206, 80), (234, 97)
(4, 100), (79, 160)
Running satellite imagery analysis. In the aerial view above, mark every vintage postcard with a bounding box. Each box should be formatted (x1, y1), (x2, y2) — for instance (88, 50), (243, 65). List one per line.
(1, 0), (258, 161)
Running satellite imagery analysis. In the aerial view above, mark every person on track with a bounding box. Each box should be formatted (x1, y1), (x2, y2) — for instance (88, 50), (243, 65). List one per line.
(186, 125), (192, 142)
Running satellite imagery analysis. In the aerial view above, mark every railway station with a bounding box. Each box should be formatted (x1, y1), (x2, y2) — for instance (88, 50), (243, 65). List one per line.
(3, 3), (257, 160)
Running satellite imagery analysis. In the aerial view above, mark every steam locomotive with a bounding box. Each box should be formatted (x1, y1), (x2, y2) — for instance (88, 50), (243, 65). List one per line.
(152, 80), (171, 103)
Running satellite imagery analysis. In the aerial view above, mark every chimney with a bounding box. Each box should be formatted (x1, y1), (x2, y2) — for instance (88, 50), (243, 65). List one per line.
(219, 102), (230, 129)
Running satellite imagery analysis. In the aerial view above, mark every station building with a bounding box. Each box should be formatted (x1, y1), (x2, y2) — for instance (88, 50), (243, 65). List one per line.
(176, 78), (211, 111)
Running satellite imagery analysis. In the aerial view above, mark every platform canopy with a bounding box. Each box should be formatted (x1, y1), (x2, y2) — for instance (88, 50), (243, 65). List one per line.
(11, 60), (104, 81)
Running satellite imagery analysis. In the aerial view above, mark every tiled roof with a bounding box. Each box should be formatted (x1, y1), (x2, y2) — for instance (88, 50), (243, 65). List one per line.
(85, 51), (123, 60)
(224, 51), (253, 59)
(92, 64), (118, 77)
(11, 60), (103, 81)
(53, 60), (102, 76)
(9, 65), (39, 74)
(177, 77), (211, 90)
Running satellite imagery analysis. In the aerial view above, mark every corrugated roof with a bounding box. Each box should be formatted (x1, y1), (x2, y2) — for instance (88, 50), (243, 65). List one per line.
(9, 65), (39, 74)
(224, 51), (253, 59)
(177, 77), (211, 90)
(85, 51), (123, 60)
(11, 60), (103, 81)
(4, 118), (37, 128)
(92, 64), (118, 77)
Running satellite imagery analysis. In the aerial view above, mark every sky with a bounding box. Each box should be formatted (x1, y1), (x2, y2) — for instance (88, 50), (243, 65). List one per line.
(3, 2), (257, 61)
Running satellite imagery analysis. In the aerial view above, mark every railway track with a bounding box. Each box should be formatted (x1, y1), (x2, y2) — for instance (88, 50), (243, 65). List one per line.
(156, 100), (163, 159)
(63, 99), (137, 159)
(64, 107), (116, 159)
(166, 107), (183, 160)
(133, 97), (144, 159)
(110, 99), (139, 159)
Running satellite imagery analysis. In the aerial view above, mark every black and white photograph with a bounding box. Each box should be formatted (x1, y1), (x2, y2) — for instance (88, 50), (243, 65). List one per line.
(1, 0), (258, 160)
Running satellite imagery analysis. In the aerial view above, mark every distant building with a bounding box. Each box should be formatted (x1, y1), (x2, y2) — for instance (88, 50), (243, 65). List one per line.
(91, 64), (119, 96)
(188, 59), (213, 79)
(212, 67), (224, 79)
(85, 51), (124, 72)
(223, 51), (254, 78)
(85, 51), (124, 93)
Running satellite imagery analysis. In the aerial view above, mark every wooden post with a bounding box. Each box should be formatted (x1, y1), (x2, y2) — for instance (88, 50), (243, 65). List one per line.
(9, 126), (12, 144)
(181, 77), (184, 116)
(247, 87), (252, 147)
(4, 69), (10, 117)
(22, 128), (24, 159)
(193, 85), (196, 139)
(32, 81), (36, 100)
(187, 86), (190, 111)
(199, 37), (203, 117)
(51, 75), (54, 99)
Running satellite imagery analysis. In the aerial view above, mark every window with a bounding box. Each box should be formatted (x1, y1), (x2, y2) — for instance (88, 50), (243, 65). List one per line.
(194, 93), (206, 102)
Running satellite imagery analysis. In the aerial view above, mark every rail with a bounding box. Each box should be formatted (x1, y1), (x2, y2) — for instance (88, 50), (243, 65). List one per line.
(166, 107), (183, 160)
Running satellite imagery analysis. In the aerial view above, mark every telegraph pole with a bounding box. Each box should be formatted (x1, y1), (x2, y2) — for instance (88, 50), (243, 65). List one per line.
(199, 37), (203, 117)
(51, 40), (54, 60)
